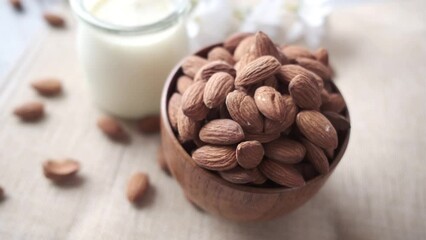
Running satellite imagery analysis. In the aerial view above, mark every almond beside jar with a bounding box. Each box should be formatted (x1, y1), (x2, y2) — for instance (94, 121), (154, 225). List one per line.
(167, 31), (350, 188)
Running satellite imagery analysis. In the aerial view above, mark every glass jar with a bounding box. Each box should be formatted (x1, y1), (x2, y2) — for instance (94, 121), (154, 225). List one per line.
(71, 0), (190, 118)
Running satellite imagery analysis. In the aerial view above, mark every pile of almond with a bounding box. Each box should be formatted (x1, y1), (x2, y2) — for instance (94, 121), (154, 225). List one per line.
(167, 31), (350, 188)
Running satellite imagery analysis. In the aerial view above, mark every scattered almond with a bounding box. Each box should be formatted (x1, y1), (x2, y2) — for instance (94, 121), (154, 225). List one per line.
(264, 138), (306, 164)
(43, 12), (65, 28)
(236, 140), (264, 169)
(181, 55), (208, 78)
(31, 78), (62, 96)
(203, 72), (234, 109)
(296, 110), (338, 149)
(43, 159), (80, 181)
(97, 116), (128, 140)
(127, 172), (149, 203)
(199, 119), (244, 145)
(13, 101), (44, 121)
(138, 115), (160, 134)
(259, 158), (305, 187)
(289, 74), (321, 110)
(192, 145), (238, 171)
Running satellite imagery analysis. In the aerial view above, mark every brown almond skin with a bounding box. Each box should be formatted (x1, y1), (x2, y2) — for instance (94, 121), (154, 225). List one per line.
(219, 166), (265, 184)
(252, 31), (286, 63)
(226, 90), (264, 134)
(314, 48), (329, 66)
(254, 86), (286, 121)
(264, 138), (306, 164)
(168, 93), (182, 130)
(296, 57), (331, 80)
(192, 145), (238, 171)
(207, 47), (235, 65)
(281, 45), (315, 61)
(138, 115), (160, 134)
(193, 61), (236, 82)
(294, 162), (318, 181)
(43, 12), (65, 28)
(276, 64), (324, 88)
(224, 32), (254, 52)
(235, 56), (281, 87)
(236, 140), (264, 169)
(181, 55), (208, 78)
(97, 116), (128, 140)
(43, 159), (80, 181)
(199, 119), (244, 145)
(31, 78), (62, 96)
(127, 172), (149, 203)
(245, 132), (280, 143)
(259, 159), (305, 187)
(263, 95), (298, 134)
(181, 81), (209, 120)
(233, 35), (256, 61)
(296, 110), (338, 149)
(321, 93), (346, 113)
(203, 72), (234, 109)
(13, 101), (44, 121)
(301, 138), (330, 174)
(322, 111), (351, 130)
(177, 108), (200, 142)
(289, 74), (322, 110)
(176, 75), (193, 94)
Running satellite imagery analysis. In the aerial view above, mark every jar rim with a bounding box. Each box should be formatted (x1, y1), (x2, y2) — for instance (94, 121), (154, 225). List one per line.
(70, 0), (190, 35)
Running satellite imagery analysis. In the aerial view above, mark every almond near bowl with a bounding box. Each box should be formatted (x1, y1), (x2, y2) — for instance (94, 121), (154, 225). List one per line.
(160, 44), (350, 222)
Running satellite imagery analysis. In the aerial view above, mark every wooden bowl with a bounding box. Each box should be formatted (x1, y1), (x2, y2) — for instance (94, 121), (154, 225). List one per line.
(160, 44), (350, 222)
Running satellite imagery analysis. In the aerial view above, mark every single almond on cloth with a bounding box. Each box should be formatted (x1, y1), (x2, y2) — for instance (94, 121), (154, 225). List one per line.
(233, 35), (256, 61)
(168, 93), (182, 131)
(199, 119), (244, 145)
(281, 45), (315, 61)
(224, 32), (253, 52)
(177, 108), (200, 142)
(314, 48), (329, 66)
(321, 93), (346, 113)
(245, 131), (280, 143)
(138, 115), (160, 134)
(181, 55), (208, 78)
(322, 111), (350, 130)
(219, 166), (265, 184)
(157, 146), (170, 175)
(43, 12), (65, 28)
(13, 101), (44, 121)
(192, 145), (238, 171)
(31, 78), (62, 96)
(127, 172), (149, 203)
(296, 110), (338, 149)
(235, 56), (281, 87)
(259, 158), (305, 187)
(264, 138), (306, 164)
(300, 138), (330, 174)
(296, 57), (331, 80)
(193, 61), (236, 82)
(289, 74), (322, 110)
(207, 47), (235, 65)
(181, 81), (209, 120)
(97, 116), (128, 140)
(176, 75), (193, 94)
(226, 90), (264, 133)
(203, 72), (234, 109)
(276, 64), (324, 88)
(236, 140), (264, 169)
(43, 159), (80, 181)
(251, 31), (285, 63)
(254, 86), (286, 121)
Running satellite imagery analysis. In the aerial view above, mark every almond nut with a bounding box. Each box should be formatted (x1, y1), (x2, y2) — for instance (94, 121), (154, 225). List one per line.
(236, 140), (264, 169)
(13, 101), (44, 121)
(193, 61), (236, 82)
(207, 47), (235, 65)
(176, 75), (193, 94)
(264, 138), (306, 164)
(199, 119), (244, 145)
(235, 56), (281, 87)
(254, 86), (286, 121)
(43, 159), (80, 181)
(296, 57), (331, 80)
(224, 32), (253, 52)
(244, 132), (280, 143)
(10, 0), (22, 10)
(276, 64), (324, 88)
(281, 45), (315, 61)
(31, 78), (62, 96)
(289, 74), (322, 110)
(233, 35), (256, 61)
(168, 93), (182, 131)
(321, 93), (346, 113)
(138, 115), (160, 134)
(259, 158), (305, 187)
(322, 111), (350, 130)
(226, 90), (264, 133)
(203, 72), (234, 109)
(219, 166), (265, 184)
(177, 108), (200, 142)
(296, 110), (338, 149)
(300, 138), (329, 174)
(97, 116), (128, 140)
(182, 55), (208, 78)
(251, 31), (285, 63)
(43, 12), (65, 28)
(314, 48), (329, 66)
(192, 145), (238, 171)
(181, 81), (209, 120)
(127, 172), (149, 203)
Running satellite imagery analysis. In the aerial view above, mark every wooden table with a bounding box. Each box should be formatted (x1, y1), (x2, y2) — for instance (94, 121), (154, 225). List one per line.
(0, 1), (425, 239)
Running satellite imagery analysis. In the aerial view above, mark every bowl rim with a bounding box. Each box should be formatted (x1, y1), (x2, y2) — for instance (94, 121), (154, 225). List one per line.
(160, 43), (351, 194)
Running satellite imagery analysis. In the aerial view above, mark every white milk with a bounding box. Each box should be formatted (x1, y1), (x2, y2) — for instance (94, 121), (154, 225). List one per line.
(72, 0), (189, 118)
